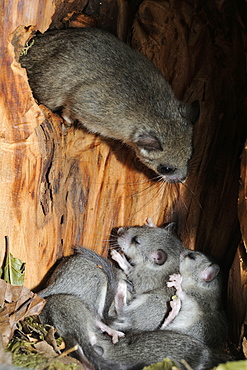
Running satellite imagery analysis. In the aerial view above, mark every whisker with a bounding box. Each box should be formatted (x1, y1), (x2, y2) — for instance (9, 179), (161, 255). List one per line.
(123, 181), (167, 222)
(126, 182), (158, 198)
(108, 173), (164, 188)
(121, 175), (161, 186)
(175, 183), (189, 214)
(179, 181), (208, 220)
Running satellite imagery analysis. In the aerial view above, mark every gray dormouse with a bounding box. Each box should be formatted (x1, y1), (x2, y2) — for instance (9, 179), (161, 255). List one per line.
(108, 221), (183, 332)
(110, 221), (182, 293)
(161, 249), (228, 348)
(38, 247), (117, 320)
(20, 27), (200, 182)
(40, 293), (221, 370)
(38, 247), (124, 343)
(38, 222), (182, 333)
(39, 293), (132, 370)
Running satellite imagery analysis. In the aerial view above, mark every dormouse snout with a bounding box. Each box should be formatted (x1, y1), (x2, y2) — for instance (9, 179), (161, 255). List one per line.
(157, 164), (187, 182)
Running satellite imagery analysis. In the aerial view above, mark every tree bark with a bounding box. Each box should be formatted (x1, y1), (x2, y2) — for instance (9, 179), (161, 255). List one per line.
(0, 0), (246, 343)
(228, 139), (247, 345)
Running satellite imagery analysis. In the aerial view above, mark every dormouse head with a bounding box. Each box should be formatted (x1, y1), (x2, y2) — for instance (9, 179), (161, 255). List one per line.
(115, 223), (182, 269)
(179, 249), (220, 290)
(131, 100), (200, 183)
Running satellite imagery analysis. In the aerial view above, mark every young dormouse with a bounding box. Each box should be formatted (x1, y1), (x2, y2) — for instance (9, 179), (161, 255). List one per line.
(110, 221), (182, 293)
(39, 247), (117, 320)
(108, 222), (183, 332)
(20, 28), (200, 182)
(161, 249), (228, 348)
(39, 294), (132, 369)
(38, 247), (124, 342)
(40, 293), (221, 370)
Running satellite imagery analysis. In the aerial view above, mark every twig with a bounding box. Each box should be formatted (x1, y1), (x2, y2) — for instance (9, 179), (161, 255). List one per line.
(55, 344), (78, 359)
(180, 359), (193, 370)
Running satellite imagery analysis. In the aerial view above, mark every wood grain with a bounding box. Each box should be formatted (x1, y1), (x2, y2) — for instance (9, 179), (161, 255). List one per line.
(228, 139), (247, 344)
(132, 1), (247, 269)
(0, 0), (246, 344)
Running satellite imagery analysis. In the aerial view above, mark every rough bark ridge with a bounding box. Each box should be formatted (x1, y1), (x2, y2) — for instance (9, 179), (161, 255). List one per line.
(132, 1), (247, 266)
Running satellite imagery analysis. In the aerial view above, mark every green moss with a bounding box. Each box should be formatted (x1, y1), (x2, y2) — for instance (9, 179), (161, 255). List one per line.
(142, 357), (179, 369)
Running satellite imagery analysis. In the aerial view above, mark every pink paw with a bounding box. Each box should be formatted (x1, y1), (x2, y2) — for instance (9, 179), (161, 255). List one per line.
(167, 273), (182, 291)
(96, 320), (125, 344)
(160, 295), (181, 329)
(110, 249), (132, 273)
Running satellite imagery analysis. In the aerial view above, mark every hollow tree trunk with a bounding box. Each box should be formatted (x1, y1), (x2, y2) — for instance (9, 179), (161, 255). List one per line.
(0, 0), (246, 344)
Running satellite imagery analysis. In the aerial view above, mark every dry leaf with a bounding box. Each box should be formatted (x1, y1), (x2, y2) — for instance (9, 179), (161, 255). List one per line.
(0, 335), (12, 365)
(0, 279), (46, 347)
(34, 340), (59, 358)
(45, 326), (62, 353)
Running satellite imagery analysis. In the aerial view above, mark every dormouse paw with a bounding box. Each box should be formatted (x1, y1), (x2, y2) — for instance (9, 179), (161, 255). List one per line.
(110, 249), (132, 273)
(96, 320), (125, 344)
(167, 273), (182, 291)
(160, 295), (181, 329)
(62, 108), (73, 125)
(111, 329), (125, 344)
(110, 249), (122, 262)
(115, 279), (128, 314)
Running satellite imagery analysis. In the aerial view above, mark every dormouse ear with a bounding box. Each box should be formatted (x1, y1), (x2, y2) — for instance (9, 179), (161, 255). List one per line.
(145, 217), (157, 227)
(134, 132), (163, 151)
(179, 100), (200, 125)
(93, 345), (104, 356)
(201, 264), (220, 282)
(150, 249), (167, 265)
(164, 222), (176, 232)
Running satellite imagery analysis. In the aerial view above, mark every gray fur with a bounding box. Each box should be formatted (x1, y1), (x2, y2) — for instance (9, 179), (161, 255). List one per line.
(39, 294), (133, 370)
(20, 27), (200, 182)
(40, 294), (221, 370)
(162, 249), (228, 348)
(38, 224), (183, 333)
(111, 223), (183, 292)
(38, 247), (118, 321)
(108, 223), (183, 331)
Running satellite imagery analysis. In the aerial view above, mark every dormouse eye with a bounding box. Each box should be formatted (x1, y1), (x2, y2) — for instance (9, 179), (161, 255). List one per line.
(157, 164), (177, 175)
(131, 236), (140, 245)
(152, 249), (167, 265)
(187, 252), (196, 260)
